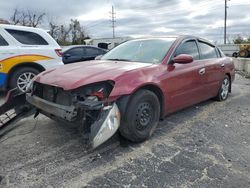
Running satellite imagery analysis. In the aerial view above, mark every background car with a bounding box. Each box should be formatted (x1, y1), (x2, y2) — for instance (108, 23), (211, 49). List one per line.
(62, 45), (107, 64)
(0, 24), (63, 92)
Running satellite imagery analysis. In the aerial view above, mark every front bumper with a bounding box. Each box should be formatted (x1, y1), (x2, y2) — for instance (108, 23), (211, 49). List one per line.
(26, 93), (120, 148)
(26, 93), (77, 121)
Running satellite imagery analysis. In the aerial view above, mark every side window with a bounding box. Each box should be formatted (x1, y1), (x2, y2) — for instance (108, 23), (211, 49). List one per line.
(67, 48), (83, 56)
(86, 48), (101, 56)
(0, 34), (8, 46)
(198, 42), (218, 59)
(5, 29), (48, 45)
(175, 40), (199, 60)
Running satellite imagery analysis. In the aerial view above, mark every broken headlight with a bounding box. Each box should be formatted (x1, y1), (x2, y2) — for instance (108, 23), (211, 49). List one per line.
(72, 81), (115, 102)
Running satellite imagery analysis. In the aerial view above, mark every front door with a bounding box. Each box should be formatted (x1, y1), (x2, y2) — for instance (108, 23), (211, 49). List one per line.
(163, 39), (207, 113)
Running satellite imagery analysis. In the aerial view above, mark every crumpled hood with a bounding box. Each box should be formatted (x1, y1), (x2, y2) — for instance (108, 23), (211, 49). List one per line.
(35, 60), (153, 90)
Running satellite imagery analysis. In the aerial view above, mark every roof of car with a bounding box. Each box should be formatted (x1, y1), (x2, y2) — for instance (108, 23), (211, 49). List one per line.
(0, 24), (46, 32)
(132, 35), (215, 46)
(62, 45), (107, 52)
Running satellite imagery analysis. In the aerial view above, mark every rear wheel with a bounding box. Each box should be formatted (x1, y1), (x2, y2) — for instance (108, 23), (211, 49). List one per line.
(215, 75), (230, 101)
(119, 89), (160, 142)
(10, 67), (39, 92)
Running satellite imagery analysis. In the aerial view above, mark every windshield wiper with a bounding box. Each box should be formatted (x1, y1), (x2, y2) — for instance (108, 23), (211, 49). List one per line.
(106, 58), (131, 62)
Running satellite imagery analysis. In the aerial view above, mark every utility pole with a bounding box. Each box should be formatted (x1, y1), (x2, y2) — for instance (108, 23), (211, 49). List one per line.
(224, 0), (229, 44)
(110, 6), (116, 38)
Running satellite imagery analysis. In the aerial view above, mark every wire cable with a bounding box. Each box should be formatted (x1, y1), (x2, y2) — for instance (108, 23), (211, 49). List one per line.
(0, 118), (38, 145)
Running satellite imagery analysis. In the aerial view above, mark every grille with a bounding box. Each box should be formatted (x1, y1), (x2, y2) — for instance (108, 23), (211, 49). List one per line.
(33, 82), (72, 106)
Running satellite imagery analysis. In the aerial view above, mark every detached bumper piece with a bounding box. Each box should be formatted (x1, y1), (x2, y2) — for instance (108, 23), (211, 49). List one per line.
(26, 93), (120, 149)
(90, 103), (120, 148)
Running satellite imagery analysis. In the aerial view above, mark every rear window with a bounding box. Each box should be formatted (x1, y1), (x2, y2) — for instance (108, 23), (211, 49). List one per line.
(86, 47), (103, 56)
(6, 29), (48, 45)
(198, 42), (218, 59)
(175, 40), (200, 60)
(0, 34), (8, 46)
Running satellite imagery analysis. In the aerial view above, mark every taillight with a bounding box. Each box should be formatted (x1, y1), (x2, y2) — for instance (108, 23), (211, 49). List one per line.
(55, 49), (63, 57)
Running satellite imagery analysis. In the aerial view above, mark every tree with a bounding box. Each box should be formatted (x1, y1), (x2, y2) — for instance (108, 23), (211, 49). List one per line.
(70, 19), (88, 45)
(10, 8), (90, 45)
(233, 35), (250, 44)
(57, 25), (72, 45)
(49, 19), (90, 45)
(48, 21), (60, 39)
(10, 8), (45, 27)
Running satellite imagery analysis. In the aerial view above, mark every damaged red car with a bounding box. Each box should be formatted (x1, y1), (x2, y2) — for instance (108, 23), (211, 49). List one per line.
(24, 36), (235, 148)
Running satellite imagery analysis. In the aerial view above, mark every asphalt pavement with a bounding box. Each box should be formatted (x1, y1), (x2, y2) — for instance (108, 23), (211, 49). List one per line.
(0, 74), (250, 188)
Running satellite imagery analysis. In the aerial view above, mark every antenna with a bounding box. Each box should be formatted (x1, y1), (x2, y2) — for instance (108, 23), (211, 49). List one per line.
(109, 6), (116, 38)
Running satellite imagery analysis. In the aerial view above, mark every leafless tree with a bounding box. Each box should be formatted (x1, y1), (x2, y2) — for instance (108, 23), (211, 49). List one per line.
(57, 25), (72, 45)
(27, 10), (45, 27)
(10, 8), (45, 27)
(11, 8), (20, 25)
(70, 19), (88, 45)
(48, 21), (60, 39)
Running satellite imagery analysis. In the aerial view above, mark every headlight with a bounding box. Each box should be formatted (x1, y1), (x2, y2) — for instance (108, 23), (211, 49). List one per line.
(73, 81), (115, 101)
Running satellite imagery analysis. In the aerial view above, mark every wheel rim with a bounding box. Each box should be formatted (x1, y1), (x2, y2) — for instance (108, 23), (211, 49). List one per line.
(221, 78), (230, 100)
(135, 102), (153, 131)
(17, 72), (35, 92)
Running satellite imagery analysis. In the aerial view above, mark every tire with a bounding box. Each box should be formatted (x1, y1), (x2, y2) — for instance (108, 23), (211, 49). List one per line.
(9, 67), (40, 92)
(239, 50), (249, 58)
(232, 52), (238, 58)
(215, 75), (230, 101)
(119, 89), (160, 142)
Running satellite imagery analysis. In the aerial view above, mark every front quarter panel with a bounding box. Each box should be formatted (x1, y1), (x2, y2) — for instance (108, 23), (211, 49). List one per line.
(108, 64), (163, 100)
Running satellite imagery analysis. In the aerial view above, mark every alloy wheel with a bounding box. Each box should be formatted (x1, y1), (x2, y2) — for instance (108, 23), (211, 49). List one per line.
(221, 77), (230, 100)
(17, 72), (35, 92)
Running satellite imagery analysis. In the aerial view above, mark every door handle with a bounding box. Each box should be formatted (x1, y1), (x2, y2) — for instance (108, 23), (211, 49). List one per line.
(199, 68), (206, 75)
(221, 63), (225, 68)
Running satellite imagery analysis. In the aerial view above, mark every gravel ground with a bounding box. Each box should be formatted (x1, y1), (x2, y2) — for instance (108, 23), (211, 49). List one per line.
(0, 74), (250, 188)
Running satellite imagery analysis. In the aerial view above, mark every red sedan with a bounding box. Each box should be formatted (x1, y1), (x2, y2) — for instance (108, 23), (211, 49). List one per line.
(26, 36), (235, 148)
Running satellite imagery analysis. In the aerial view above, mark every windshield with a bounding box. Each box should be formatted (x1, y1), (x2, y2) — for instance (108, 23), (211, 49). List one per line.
(101, 38), (176, 64)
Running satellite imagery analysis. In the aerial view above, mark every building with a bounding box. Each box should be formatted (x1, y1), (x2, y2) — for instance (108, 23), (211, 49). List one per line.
(85, 37), (132, 50)
(218, 44), (240, 57)
(0, 19), (10, 24)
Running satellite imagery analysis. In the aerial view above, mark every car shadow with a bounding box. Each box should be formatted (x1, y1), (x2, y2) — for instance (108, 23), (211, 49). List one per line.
(0, 88), (216, 159)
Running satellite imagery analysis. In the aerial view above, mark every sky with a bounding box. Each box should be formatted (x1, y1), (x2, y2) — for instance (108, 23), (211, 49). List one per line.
(0, 0), (250, 44)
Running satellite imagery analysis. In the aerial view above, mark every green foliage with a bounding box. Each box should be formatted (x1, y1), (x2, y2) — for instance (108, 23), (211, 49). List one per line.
(233, 35), (250, 44)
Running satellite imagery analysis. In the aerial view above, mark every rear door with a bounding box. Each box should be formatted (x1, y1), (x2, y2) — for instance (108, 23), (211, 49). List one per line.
(84, 47), (104, 60)
(165, 39), (207, 113)
(198, 41), (225, 98)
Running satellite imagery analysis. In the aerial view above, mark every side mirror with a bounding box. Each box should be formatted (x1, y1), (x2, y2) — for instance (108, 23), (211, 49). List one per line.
(95, 55), (103, 60)
(64, 53), (71, 58)
(173, 54), (193, 64)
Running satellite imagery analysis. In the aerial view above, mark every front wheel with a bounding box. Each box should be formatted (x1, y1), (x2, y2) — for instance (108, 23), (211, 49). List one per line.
(215, 75), (230, 101)
(119, 89), (160, 142)
(10, 67), (39, 92)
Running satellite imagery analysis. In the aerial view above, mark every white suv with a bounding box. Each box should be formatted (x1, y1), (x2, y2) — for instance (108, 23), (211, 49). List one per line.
(0, 24), (64, 92)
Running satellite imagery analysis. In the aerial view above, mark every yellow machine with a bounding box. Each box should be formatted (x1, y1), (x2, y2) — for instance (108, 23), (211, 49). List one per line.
(238, 44), (250, 58)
